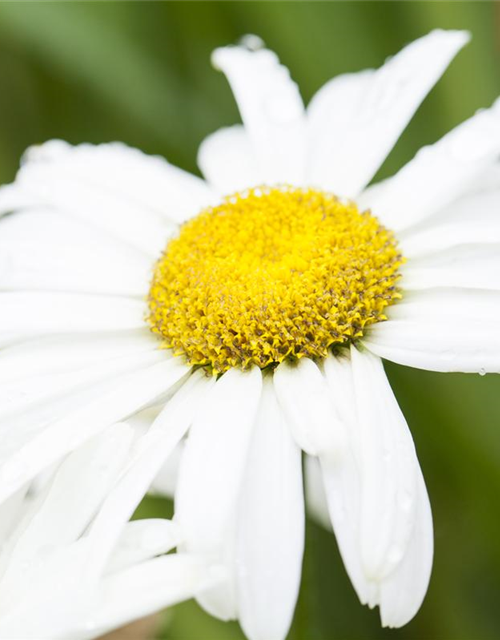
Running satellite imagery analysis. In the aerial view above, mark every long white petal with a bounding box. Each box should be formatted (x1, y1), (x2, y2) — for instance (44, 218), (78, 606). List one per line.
(0, 554), (218, 640)
(0, 357), (190, 505)
(0, 485), (28, 547)
(363, 288), (500, 372)
(175, 366), (262, 620)
(273, 358), (346, 457)
(402, 244), (500, 291)
(78, 554), (221, 640)
(350, 346), (420, 582)
(320, 354), (371, 604)
(307, 30), (469, 196)
(198, 125), (259, 194)
(0, 331), (157, 384)
(360, 98), (500, 231)
(0, 350), (165, 420)
(212, 43), (306, 184)
(0, 181), (173, 258)
(0, 423), (133, 592)
(236, 378), (304, 640)
(0, 292), (146, 341)
(149, 440), (184, 498)
(400, 191), (500, 257)
(105, 519), (182, 574)
(0, 210), (151, 296)
(379, 470), (433, 628)
(83, 371), (213, 580)
(304, 455), (331, 532)
(1, 140), (215, 228)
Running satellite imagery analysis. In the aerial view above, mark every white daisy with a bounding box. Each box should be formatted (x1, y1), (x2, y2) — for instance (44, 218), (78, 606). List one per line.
(0, 28), (499, 639)
(0, 420), (221, 639)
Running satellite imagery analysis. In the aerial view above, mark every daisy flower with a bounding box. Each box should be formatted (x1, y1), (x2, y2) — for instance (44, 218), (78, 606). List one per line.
(0, 28), (499, 639)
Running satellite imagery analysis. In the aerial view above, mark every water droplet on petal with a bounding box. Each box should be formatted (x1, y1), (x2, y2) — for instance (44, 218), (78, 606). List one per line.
(239, 34), (265, 52)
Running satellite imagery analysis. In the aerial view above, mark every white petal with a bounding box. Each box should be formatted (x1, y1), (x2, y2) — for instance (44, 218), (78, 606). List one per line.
(0, 331), (157, 384)
(304, 455), (331, 532)
(80, 555), (221, 640)
(0, 210), (151, 296)
(379, 470), (433, 628)
(0, 357), (190, 505)
(26, 140), (216, 222)
(320, 354), (370, 604)
(0, 485), (29, 546)
(0, 424), (133, 590)
(175, 366), (262, 620)
(350, 346), (419, 581)
(212, 44), (306, 184)
(307, 30), (469, 196)
(402, 244), (500, 291)
(0, 181), (173, 258)
(401, 221), (500, 259)
(198, 125), (259, 194)
(236, 378), (304, 640)
(273, 358), (346, 457)
(363, 288), (500, 372)
(106, 519), (182, 574)
(399, 180), (500, 252)
(0, 350), (165, 420)
(360, 98), (500, 231)
(83, 371), (213, 580)
(0, 554), (218, 640)
(149, 440), (184, 498)
(399, 184), (500, 257)
(0, 292), (146, 341)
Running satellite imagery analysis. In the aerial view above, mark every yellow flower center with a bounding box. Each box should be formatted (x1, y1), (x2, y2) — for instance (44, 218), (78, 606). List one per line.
(147, 186), (404, 373)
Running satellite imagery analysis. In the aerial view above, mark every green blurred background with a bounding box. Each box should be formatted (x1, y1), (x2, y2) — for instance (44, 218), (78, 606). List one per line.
(0, 2), (499, 639)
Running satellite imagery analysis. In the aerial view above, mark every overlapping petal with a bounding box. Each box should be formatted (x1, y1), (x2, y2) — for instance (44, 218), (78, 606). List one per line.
(212, 42), (306, 184)
(307, 29), (469, 196)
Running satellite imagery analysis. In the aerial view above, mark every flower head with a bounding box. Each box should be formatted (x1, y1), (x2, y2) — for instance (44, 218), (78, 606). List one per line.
(0, 27), (499, 640)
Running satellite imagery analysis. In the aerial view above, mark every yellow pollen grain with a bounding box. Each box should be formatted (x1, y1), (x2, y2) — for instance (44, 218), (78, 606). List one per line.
(147, 186), (404, 373)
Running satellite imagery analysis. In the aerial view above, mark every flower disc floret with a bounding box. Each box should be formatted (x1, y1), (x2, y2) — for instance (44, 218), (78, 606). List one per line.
(147, 186), (404, 373)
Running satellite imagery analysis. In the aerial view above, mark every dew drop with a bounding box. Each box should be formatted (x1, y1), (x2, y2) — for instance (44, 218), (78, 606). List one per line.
(239, 34), (265, 52)
(387, 545), (404, 566)
(479, 368), (486, 377)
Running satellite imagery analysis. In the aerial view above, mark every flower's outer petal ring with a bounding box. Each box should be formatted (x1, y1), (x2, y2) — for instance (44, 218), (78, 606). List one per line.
(363, 288), (500, 373)
(212, 42), (306, 185)
(236, 378), (304, 640)
(307, 30), (469, 197)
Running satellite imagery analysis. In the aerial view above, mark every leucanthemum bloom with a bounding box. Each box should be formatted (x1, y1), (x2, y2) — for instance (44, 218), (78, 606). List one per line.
(0, 29), (499, 639)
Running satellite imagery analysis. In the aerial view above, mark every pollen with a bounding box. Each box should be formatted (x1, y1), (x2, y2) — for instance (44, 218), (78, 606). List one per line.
(147, 186), (404, 373)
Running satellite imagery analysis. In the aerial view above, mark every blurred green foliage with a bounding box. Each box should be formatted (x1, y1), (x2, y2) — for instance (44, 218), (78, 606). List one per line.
(0, 2), (499, 639)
